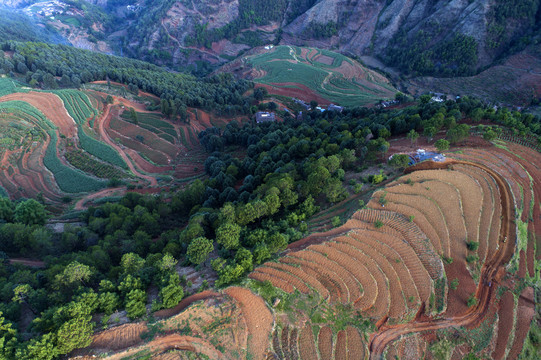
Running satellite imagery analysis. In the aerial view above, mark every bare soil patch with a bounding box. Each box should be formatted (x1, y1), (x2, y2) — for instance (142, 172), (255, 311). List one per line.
(256, 83), (330, 106)
(0, 92), (77, 137)
(224, 287), (273, 360)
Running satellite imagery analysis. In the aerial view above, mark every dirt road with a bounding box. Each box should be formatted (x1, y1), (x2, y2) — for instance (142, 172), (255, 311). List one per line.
(95, 104), (157, 186)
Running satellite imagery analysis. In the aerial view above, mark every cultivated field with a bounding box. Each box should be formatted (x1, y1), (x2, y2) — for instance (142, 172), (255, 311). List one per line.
(76, 142), (539, 359)
(0, 79), (241, 206)
(242, 46), (397, 107)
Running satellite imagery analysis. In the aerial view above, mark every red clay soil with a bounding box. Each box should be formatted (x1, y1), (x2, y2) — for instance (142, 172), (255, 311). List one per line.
(0, 92), (77, 137)
(256, 83), (330, 106)
(443, 261), (477, 317)
(9, 258), (45, 268)
(224, 287), (273, 360)
(287, 225), (354, 252)
(99, 334), (224, 360)
(492, 291), (515, 359)
(369, 159), (517, 359)
(95, 104), (158, 185)
(318, 326), (333, 360)
(89, 323), (148, 352)
(507, 286), (536, 359)
(154, 290), (219, 319)
(74, 187), (126, 210)
(124, 148), (172, 174)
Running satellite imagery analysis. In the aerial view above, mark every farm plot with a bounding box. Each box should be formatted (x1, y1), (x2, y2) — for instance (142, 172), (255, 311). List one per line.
(54, 89), (127, 168)
(0, 101), (102, 198)
(121, 110), (179, 143)
(246, 45), (396, 107)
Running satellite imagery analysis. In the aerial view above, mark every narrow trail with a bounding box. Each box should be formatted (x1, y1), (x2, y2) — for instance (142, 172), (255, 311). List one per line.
(74, 187), (125, 210)
(95, 104), (157, 186)
(369, 159), (517, 358)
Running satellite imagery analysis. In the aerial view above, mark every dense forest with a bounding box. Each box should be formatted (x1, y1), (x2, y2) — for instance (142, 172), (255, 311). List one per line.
(184, 0), (288, 49)
(0, 41), (252, 117)
(385, 0), (541, 77)
(0, 9), (67, 45)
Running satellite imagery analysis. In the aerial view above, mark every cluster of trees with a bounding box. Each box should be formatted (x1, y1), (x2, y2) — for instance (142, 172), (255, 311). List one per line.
(184, 0), (288, 48)
(0, 9), (67, 45)
(0, 41), (253, 117)
(303, 21), (338, 39)
(385, 32), (479, 77)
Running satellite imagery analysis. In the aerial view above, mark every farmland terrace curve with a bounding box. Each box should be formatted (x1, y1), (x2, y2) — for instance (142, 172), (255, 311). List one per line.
(368, 159), (517, 358)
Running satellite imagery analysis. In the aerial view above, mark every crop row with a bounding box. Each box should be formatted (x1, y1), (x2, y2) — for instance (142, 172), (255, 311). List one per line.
(43, 131), (105, 193)
(54, 90), (127, 168)
(64, 149), (127, 179)
(0, 101), (56, 130)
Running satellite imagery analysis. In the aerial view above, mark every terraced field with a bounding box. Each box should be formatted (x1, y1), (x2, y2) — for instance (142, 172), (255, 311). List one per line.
(0, 78), (231, 204)
(74, 142), (539, 359)
(243, 46), (397, 107)
(247, 146), (537, 360)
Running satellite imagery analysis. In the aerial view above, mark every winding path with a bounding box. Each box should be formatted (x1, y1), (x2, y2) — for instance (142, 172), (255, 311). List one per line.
(95, 103), (157, 186)
(369, 159), (517, 358)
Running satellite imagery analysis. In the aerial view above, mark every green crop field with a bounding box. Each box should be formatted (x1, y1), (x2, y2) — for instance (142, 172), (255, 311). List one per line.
(246, 45), (396, 107)
(44, 131), (105, 193)
(54, 90), (128, 169)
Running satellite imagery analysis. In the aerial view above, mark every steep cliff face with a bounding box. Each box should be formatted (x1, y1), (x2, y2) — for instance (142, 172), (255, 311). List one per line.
(282, 0), (538, 75)
(125, 0), (539, 76)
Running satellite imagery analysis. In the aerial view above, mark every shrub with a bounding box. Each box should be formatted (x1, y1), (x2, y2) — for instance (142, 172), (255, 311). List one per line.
(466, 254), (479, 263)
(441, 255), (454, 264)
(449, 278), (459, 290)
(331, 216), (341, 227)
(374, 220), (384, 228)
(467, 293), (478, 307)
(466, 241), (479, 251)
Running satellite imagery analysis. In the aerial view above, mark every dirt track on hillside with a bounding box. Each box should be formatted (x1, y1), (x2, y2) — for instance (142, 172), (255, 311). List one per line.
(95, 103), (158, 186)
(369, 159), (517, 358)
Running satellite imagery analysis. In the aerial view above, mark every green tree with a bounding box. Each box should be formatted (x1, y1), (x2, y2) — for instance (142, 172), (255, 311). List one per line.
(120, 253), (145, 275)
(14, 199), (47, 225)
(99, 292), (120, 315)
(423, 126), (437, 142)
(187, 237), (214, 265)
(446, 124), (470, 144)
(216, 223), (241, 250)
(0, 311), (17, 359)
(467, 293), (478, 307)
(483, 128), (498, 141)
(389, 154), (410, 169)
(407, 129), (419, 145)
(17, 333), (58, 360)
(434, 139), (450, 152)
(0, 197), (14, 222)
(12, 284), (36, 314)
(125, 289), (147, 319)
(159, 274), (184, 309)
(55, 261), (93, 288)
(56, 315), (93, 354)
(157, 253), (178, 273)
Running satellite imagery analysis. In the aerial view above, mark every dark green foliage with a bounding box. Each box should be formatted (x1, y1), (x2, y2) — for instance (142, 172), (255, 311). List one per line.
(389, 154), (410, 169)
(467, 293), (478, 307)
(14, 199), (47, 226)
(184, 0), (288, 48)
(386, 32), (478, 76)
(303, 21), (338, 39)
(2, 41), (251, 117)
(187, 237), (214, 265)
(0, 9), (67, 44)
